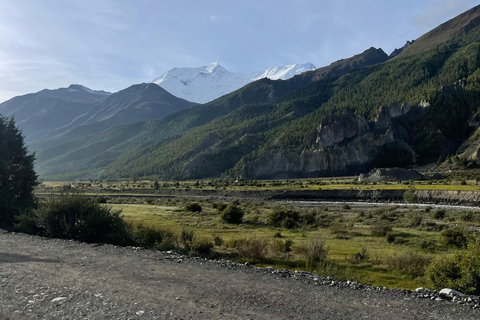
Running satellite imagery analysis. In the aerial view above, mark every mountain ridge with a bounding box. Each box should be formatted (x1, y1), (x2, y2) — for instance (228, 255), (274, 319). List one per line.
(152, 62), (317, 103)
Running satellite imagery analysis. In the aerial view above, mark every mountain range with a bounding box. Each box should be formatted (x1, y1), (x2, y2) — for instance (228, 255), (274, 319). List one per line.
(3, 5), (480, 181)
(152, 62), (317, 103)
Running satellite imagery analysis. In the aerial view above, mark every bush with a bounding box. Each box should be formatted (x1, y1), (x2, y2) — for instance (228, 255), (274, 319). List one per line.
(440, 227), (473, 249)
(408, 213), (423, 227)
(236, 238), (268, 261)
(271, 239), (294, 255)
(181, 228), (195, 248)
(296, 239), (329, 264)
(347, 246), (370, 264)
(425, 241), (480, 295)
(133, 224), (176, 250)
(185, 203), (202, 212)
(385, 252), (432, 277)
(212, 233), (224, 246)
(403, 184), (419, 204)
(432, 209), (446, 220)
(212, 202), (227, 211)
(220, 205), (244, 224)
(370, 222), (392, 237)
(33, 192), (132, 245)
(268, 208), (299, 229)
(95, 196), (109, 204)
(190, 237), (214, 257)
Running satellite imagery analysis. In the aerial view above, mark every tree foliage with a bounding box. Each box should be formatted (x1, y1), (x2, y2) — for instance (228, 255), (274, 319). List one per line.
(0, 116), (37, 228)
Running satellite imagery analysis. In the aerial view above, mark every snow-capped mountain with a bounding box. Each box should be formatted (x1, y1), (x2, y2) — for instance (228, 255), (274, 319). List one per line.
(152, 62), (316, 103)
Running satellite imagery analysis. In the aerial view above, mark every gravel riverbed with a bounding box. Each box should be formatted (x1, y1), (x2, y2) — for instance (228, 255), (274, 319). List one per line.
(0, 230), (479, 320)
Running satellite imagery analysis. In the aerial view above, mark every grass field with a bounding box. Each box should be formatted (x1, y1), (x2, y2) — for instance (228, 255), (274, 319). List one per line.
(108, 200), (477, 290)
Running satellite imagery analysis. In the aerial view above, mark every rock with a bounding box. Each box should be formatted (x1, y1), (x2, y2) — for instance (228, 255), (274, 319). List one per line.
(439, 288), (464, 297)
(415, 287), (424, 293)
(358, 167), (422, 182)
(430, 172), (444, 180)
(51, 297), (67, 303)
(375, 102), (412, 131)
(315, 113), (369, 148)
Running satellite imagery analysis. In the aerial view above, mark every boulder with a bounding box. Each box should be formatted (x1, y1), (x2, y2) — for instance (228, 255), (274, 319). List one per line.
(358, 167), (422, 182)
(439, 288), (464, 297)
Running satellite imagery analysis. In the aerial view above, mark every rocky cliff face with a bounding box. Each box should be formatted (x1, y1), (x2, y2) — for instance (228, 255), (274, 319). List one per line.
(240, 102), (421, 179)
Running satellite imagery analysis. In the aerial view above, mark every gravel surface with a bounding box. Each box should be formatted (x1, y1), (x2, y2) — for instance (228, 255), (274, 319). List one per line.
(1, 230), (479, 320)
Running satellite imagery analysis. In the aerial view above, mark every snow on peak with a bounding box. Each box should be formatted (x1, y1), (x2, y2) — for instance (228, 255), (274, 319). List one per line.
(152, 62), (316, 104)
(253, 63), (317, 81)
(67, 84), (110, 95)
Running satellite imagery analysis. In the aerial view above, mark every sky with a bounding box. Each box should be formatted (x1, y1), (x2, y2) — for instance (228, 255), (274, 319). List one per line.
(0, 0), (478, 103)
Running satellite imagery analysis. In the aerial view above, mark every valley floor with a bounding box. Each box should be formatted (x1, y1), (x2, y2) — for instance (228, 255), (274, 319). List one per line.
(0, 230), (479, 320)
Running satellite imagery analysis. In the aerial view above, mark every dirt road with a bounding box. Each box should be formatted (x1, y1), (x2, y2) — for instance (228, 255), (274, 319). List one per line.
(0, 231), (478, 319)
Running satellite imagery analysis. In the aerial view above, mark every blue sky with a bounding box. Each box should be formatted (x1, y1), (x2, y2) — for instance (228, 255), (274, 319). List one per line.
(0, 0), (477, 103)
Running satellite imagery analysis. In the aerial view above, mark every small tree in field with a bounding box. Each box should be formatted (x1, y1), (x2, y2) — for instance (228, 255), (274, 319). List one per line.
(403, 183), (419, 204)
(0, 116), (37, 229)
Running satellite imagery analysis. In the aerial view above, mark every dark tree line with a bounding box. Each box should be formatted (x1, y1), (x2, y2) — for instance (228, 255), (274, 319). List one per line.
(0, 115), (37, 228)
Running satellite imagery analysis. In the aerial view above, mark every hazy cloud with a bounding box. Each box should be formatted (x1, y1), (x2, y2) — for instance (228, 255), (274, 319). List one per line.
(412, 0), (477, 33)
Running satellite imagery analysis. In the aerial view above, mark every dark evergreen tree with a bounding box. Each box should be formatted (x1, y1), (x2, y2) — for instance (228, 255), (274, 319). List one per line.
(0, 116), (37, 228)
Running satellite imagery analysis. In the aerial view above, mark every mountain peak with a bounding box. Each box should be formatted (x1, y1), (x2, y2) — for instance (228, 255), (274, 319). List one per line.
(151, 62), (316, 103)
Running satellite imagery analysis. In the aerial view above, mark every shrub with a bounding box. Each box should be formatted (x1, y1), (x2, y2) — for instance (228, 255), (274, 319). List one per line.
(296, 239), (329, 264)
(181, 228), (195, 244)
(220, 205), (244, 224)
(271, 239), (294, 255)
(347, 246), (370, 264)
(212, 233), (223, 246)
(385, 252), (432, 277)
(393, 236), (408, 245)
(185, 203), (202, 212)
(212, 202), (227, 211)
(408, 213), (423, 227)
(432, 209), (446, 220)
(416, 239), (437, 252)
(95, 196), (109, 204)
(268, 208), (299, 229)
(33, 192), (132, 245)
(386, 232), (395, 243)
(190, 237), (214, 257)
(370, 222), (392, 237)
(133, 224), (176, 250)
(236, 238), (268, 261)
(461, 211), (475, 222)
(425, 241), (480, 295)
(403, 184), (419, 203)
(440, 227), (473, 249)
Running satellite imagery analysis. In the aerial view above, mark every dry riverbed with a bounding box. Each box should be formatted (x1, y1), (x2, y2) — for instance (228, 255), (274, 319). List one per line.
(0, 230), (479, 320)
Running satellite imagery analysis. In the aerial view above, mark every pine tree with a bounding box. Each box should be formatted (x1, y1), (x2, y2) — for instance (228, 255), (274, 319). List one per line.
(0, 116), (37, 228)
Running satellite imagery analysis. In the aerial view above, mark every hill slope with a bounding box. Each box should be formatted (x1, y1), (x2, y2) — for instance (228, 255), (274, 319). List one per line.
(36, 47), (389, 178)
(31, 83), (197, 150)
(0, 84), (110, 145)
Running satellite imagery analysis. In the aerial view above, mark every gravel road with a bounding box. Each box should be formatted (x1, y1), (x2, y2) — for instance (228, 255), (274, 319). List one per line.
(1, 230), (479, 320)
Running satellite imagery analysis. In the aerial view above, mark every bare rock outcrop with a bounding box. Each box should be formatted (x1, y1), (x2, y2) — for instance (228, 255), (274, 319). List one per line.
(358, 167), (423, 182)
(315, 114), (369, 148)
(239, 102), (420, 179)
